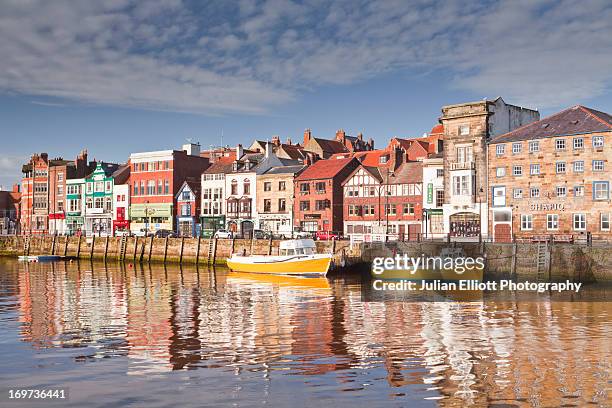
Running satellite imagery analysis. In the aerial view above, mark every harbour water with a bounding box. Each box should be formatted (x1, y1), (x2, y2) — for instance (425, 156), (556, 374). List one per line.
(0, 258), (610, 407)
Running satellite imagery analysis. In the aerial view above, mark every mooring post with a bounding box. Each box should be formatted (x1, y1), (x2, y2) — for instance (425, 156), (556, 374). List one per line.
(133, 236), (138, 261)
(63, 236), (69, 257)
(212, 238), (218, 265)
(268, 236), (273, 255)
(51, 235), (56, 255)
(196, 236), (201, 264)
(179, 236), (185, 263)
(230, 238), (235, 256)
(163, 236), (169, 263)
(547, 237), (553, 281)
(148, 236), (153, 263)
(104, 236), (109, 262)
(332, 238), (337, 255)
(139, 239), (145, 263)
(77, 234), (82, 258)
(90, 235), (95, 259)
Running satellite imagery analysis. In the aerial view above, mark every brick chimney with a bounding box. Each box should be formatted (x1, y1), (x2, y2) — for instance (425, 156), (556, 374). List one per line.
(390, 146), (404, 171)
(236, 144), (243, 159)
(303, 129), (312, 145)
(368, 137), (375, 150)
(286, 137), (292, 145)
(12, 184), (20, 193)
(357, 132), (363, 141)
(271, 135), (280, 146)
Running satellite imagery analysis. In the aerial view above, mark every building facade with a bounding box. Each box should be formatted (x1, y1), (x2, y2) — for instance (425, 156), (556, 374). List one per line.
(256, 165), (304, 237)
(129, 144), (209, 235)
(488, 105), (612, 242)
(65, 178), (85, 235)
(422, 154), (445, 238)
(0, 185), (21, 235)
(294, 157), (359, 233)
(112, 183), (130, 235)
(440, 97), (539, 240)
(175, 180), (200, 237)
(84, 163), (127, 236)
(201, 153), (234, 237)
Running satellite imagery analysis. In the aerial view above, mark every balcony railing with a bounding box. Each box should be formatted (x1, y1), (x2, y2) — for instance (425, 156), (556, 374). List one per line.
(450, 161), (476, 171)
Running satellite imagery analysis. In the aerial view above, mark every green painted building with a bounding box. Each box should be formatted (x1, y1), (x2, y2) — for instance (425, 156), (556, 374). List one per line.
(83, 162), (129, 236)
(65, 178), (85, 235)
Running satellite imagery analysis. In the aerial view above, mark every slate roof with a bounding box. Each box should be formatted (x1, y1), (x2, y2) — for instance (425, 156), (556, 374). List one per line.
(314, 138), (348, 154)
(295, 157), (356, 181)
(490, 105), (612, 144)
(263, 165), (305, 175)
(203, 156), (235, 174)
(388, 161), (423, 184)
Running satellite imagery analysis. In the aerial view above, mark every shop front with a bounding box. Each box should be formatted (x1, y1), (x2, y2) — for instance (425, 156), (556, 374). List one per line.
(200, 216), (225, 238)
(85, 208), (113, 236)
(48, 212), (66, 235)
(66, 214), (84, 235)
(130, 203), (173, 235)
(258, 213), (292, 237)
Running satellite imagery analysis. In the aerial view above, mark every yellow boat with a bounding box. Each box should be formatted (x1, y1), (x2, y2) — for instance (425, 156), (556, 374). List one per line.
(226, 239), (332, 276)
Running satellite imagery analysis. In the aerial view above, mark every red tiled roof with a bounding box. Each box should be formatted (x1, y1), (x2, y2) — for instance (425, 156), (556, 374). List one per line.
(203, 156), (234, 174)
(295, 157), (356, 180)
(490, 105), (612, 144)
(430, 124), (444, 135)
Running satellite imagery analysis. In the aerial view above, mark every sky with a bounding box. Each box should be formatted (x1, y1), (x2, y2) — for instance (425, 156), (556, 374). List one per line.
(0, 0), (611, 188)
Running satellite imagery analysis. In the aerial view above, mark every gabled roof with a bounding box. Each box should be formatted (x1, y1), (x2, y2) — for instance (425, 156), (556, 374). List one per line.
(313, 138), (348, 154)
(388, 161), (423, 184)
(490, 105), (612, 144)
(295, 157), (356, 181)
(175, 179), (201, 199)
(279, 143), (306, 160)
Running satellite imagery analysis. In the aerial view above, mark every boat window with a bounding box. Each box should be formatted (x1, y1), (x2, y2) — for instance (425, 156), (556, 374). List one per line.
(304, 247), (314, 254)
(287, 249), (295, 255)
(296, 248), (305, 255)
(280, 249), (287, 256)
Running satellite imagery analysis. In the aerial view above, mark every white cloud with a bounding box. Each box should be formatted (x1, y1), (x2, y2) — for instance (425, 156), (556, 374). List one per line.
(0, 0), (610, 114)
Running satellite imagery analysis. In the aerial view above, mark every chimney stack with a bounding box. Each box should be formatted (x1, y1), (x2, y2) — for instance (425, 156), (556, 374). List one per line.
(303, 128), (312, 145)
(236, 144), (243, 159)
(286, 137), (292, 145)
(271, 135), (281, 146)
(335, 129), (345, 142)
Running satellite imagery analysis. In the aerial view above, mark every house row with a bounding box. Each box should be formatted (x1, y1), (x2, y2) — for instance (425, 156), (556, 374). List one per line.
(14, 98), (612, 241)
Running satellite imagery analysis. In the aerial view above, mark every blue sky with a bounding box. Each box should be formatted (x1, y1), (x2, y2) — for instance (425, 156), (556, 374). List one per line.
(0, 0), (611, 187)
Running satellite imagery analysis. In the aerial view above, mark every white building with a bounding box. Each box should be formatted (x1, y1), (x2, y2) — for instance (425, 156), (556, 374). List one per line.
(112, 184), (130, 235)
(422, 154), (445, 238)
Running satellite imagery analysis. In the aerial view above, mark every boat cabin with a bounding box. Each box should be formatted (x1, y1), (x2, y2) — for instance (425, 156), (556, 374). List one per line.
(279, 239), (317, 256)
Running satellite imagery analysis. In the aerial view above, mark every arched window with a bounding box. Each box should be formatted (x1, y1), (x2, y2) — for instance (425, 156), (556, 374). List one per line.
(231, 179), (238, 195)
(243, 180), (250, 195)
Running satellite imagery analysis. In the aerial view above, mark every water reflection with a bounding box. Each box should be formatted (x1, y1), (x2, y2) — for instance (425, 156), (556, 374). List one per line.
(0, 258), (610, 407)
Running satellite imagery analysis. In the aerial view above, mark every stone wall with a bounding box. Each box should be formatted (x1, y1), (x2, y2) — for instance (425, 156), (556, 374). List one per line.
(0, 235), (352, 266)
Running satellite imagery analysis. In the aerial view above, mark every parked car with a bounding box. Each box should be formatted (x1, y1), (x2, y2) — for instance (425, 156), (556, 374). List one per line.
(315, 230), (341, 241)
(115, 229), (132, 237)
(213, 229), (233, 239)
(292, 228), (312, 239)
(154, 229), (176, 238)
(253, 229), (271, 240)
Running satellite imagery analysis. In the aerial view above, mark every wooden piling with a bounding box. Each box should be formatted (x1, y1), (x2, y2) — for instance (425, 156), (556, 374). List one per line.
(195, 236), (201, 264)
(132, 237), (138, 260)
(51, 235), (56, 255)
(511, 241), (517, 279)
(104, 236), (110, 261)
(139, 239), (145, 263)
(77, 235), (82, 258)
(230, 238), (235, 256)
(267, 236), (273, 255)
(179, 237), (185, 263)
(148, 236), (153, 263)
(212, 238), (218, 265)
(63, 236), (69, 257)
(90, 236), (95, 259)
(163, 236), (169, 263)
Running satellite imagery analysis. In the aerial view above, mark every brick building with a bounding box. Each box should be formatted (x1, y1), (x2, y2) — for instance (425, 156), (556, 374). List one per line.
(440, 97), (539, 240)
(302, 128), (375, 159)
(0, 185), (21, 234)
(175, 180), (200, 237)
(294, 157), (359, 233)
(129, 143), (209, 235)
(488, 105), (612, 242)
(20, 150), (91, 234)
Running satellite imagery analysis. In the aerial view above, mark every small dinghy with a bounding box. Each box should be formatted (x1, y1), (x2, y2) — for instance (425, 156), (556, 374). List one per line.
(18, 255), (62, 262)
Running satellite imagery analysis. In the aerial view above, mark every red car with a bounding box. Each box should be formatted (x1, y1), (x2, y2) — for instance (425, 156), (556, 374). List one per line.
(315, 230), (341, 240)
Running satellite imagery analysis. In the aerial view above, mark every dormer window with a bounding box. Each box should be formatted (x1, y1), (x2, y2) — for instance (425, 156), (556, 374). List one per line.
(379, 155), (389, 164)
(232, 162), (238, 171)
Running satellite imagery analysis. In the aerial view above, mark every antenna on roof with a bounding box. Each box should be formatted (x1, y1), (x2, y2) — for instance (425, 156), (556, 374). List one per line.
(186, 137), (193, 144)
(221, 128), (224, 147)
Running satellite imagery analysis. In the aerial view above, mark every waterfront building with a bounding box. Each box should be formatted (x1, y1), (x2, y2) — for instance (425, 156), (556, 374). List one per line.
(225, 144), (299, 237)
(256, 163), (305, 237)
(175, 180), (200, 237)
(65, 178), (85, 235)
(249, 136), (308, 161)
(342, 149), (424, 241)
(488, 105), (612, 241)
(0, 185), (21, 235)
(440, 97), (539, 240)
(422, 153), (445, 238)
(200, 151), (235, 237)
(112, 181), (130, 236)
(129, 143), (209, 235)
(83, 162), (129, 236)
(294, 156), (359, 233)
(20, 150), (91, 234)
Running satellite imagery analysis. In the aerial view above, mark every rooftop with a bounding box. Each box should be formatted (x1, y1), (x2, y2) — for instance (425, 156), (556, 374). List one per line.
(490, 105), (612, 144)
(295, 157), (356, 181)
